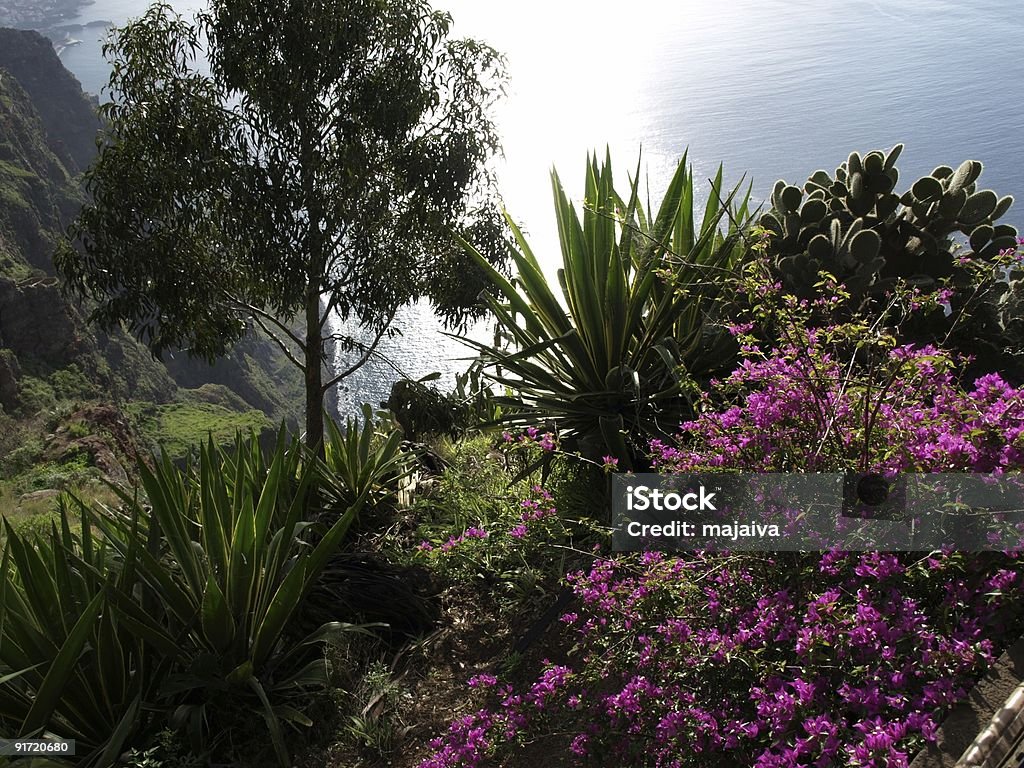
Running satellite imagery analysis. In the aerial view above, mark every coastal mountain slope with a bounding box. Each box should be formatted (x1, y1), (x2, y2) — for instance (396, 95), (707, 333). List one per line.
(0, 64), (83, 274)
(0, 63), (174, 402)
(0, 28), (99, 175)
(0, 29), (302, 518)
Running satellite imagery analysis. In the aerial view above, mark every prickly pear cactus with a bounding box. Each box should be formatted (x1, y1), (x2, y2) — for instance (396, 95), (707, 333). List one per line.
(998, 277), (1024, 352)
(760, 144), (1017, 299)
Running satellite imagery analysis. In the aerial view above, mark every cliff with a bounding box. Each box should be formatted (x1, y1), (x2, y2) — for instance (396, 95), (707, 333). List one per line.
(0, 28), (99, 174)
(0, 26), (301, 494)
(0, 67), (83, 273)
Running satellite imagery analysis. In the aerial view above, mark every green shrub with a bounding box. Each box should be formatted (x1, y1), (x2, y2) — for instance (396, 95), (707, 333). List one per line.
(341, 660), (405, 759)
(16, 376), (54, 415)
(460, 150), (751, 468)
(411, 434), (516, 536)
(321, 405), (412, 519)
(383, 363), (502, 440)
(120, 728), (205, 768)
(0, 437), (42, 477)
(0, 505), (168, 767)
(0, 432), (374, 767)
(48, 365), (97, 402)
(66, 421), (91, 439)
(90, 432), (372, 765)
(12, 458), (97, 495)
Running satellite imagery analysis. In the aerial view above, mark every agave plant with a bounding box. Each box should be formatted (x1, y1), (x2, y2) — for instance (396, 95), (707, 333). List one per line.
(84, 432), (373, 765)
(321, 404), (413, 515)
(459, 150), (752, 467)
(0, 506), (169, 767)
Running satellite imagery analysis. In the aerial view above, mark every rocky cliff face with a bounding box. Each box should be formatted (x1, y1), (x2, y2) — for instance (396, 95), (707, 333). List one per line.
(0, 67), (83, 272)
(0, 28), (100, 175)
(0, 42), (177, 414)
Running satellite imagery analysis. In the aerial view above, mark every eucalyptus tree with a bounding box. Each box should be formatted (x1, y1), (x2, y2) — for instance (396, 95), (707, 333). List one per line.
(58, 0), (507, 455)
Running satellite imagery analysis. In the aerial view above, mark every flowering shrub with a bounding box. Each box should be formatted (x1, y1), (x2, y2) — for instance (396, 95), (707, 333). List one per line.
(417, 484), (560, 561)
(416, 482), (598, 612)
(652, 254), (1024, 475)
(503, 427), (559, 453)
(421, 550), (1022, 768)
(651, 341), (1024, 474)
(419, 259), (1024, 768)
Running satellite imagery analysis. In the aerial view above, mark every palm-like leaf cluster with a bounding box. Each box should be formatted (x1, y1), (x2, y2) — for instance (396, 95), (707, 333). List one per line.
(0, 512), (164, 766)
(321, 404), (413, 515)
(461, 151), (751, 466)
(0, 431), (387, 766)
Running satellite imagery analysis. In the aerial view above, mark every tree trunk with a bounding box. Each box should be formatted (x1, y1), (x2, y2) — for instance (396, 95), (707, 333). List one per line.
(304, 281), (325, 461)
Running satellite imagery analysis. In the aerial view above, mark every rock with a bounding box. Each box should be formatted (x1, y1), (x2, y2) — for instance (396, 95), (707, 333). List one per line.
(18, 488), (60, 504)
(91, 446), (127, 485)
(0, 348), (20, 410)
(0, 28), (101, 174)
(41, 403), (148, 482)
(0, 275), (93, 368)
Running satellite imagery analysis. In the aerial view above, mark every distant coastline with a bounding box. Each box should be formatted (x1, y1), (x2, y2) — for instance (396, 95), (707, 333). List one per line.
(0, 0), (108, 58)
(53, 37), (82, 57)
(0, 0), (93, 29)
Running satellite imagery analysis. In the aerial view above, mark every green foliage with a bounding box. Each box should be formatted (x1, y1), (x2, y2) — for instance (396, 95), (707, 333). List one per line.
(415, 472), (600, 618)
(762, 144), (1017, 298)
(382, 364), (501, 440)
(756, 145), (1024, 376)
(340, 660), (406, 759)
(48, 365), (97, 402)
(321, 405), (412, 516)
(451, 361), (504, 431)
(0, 435), (42, 477)
(65, 421), (90, 439)
(414, 434), (518, 535)
(382, 375), (467, 441)
(125, 400), (269, 461)
(0, 505), (167, 767)
(57, 0), (507, 452)
(86, 433), (373, 765)
(16, 376), (54, 415)
(10, 458), (97, 495)
(121, 729), (204, 768)
(0, 433), (376, 767)
(461, 150), (751, 467)
(998, 275), (1024, 353)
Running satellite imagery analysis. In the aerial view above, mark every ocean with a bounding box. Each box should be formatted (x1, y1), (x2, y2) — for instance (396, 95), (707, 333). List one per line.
(45, 0), (1024, 414)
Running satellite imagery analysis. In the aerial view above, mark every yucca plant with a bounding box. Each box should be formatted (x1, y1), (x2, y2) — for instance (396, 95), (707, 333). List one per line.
(321, 405), (413, 516)
(459, 150), (752, 467)
(0, 504), (170, 767)
(85, 431), (373, 766)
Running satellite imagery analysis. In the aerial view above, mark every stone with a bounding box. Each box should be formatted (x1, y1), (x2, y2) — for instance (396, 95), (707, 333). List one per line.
(18, 488), (60, 504)
(0, 348), (20, 411)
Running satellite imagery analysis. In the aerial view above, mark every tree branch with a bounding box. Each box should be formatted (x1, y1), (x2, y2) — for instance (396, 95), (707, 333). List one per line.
(320, 308), (398, 391)
(224, 291), (306, 350)
(320, 285), (349, 330)
(249, 312), (307, 373)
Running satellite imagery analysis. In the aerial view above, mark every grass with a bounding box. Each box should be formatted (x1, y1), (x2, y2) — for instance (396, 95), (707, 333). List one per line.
(0, 478), (122, 540)
(126, 398), (270, 460)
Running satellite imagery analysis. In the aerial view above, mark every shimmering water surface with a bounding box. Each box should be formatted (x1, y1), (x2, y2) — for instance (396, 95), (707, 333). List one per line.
(46, 0), (1024, 413)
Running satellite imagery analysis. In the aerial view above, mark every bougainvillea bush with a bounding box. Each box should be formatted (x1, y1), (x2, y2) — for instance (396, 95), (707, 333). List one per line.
(421, 550), (1021, 768)
(419, 256), (1024, 768)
